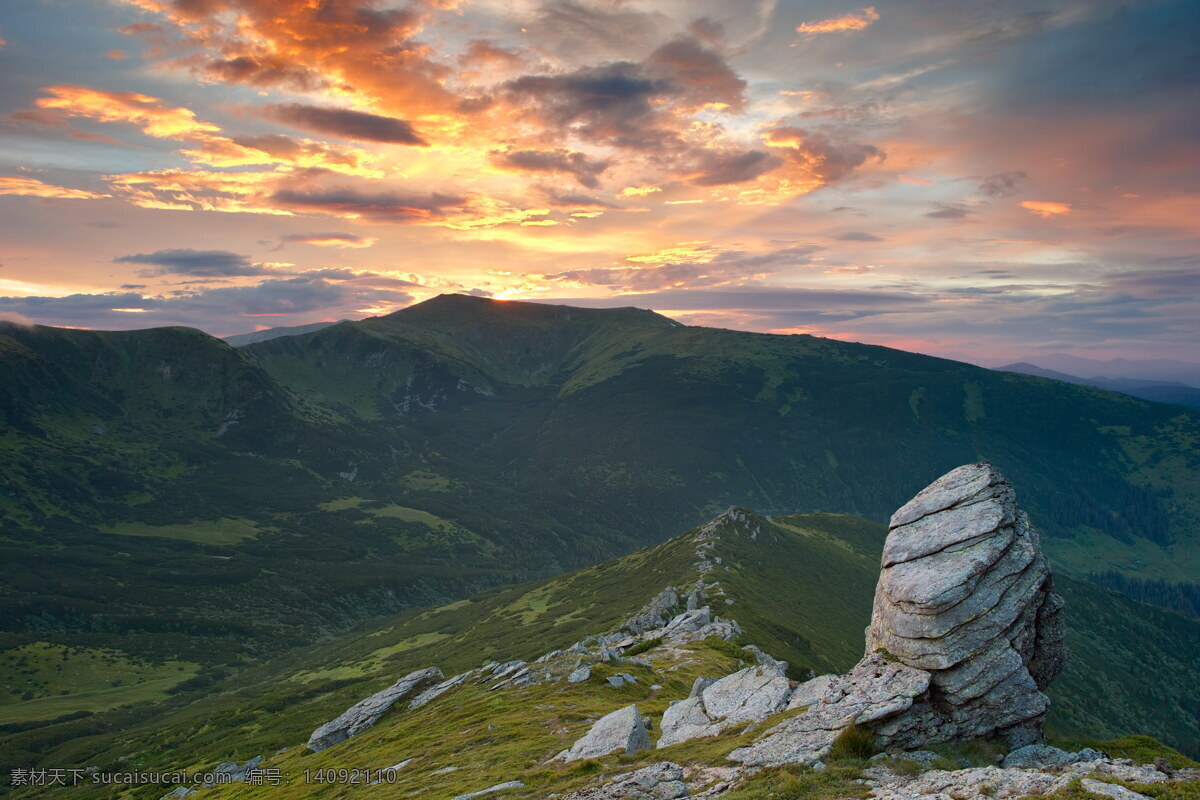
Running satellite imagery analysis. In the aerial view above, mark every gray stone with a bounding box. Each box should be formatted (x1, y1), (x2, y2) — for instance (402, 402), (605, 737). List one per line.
(625, 587), (681, 634)
(557, 704), (651, 762)
(560, 762), (688, 799)
(657, 696), (719, 748)
(450, 780), (526, 800)
(863, 464), (1067, 748)
(568, 666), (592, 683)
(690, 677), (717, 698)
(728, 654), (929, 767)
(662, 608), (711, 638)
(743, 644), (789, 675)
(1080, 780), (1154, 800)
(701, 665), (791, 725)
(1001, 744), (1075, 769)
(307, 667), (442, 752)
(410, 672), (470, 709)
(786, 674), (838, 711)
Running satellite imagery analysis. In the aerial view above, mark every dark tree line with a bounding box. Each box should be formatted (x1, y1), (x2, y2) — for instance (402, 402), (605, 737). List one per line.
(1089, 570), (1200, 619)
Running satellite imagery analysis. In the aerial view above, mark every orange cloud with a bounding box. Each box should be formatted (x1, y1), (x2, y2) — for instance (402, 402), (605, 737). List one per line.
(0, 176), (111, 200)
(35, 85), (218, 139)
(1020, 200), (1072, 218)
(118, 0), (456, 119)
(796, 7), (880, 35)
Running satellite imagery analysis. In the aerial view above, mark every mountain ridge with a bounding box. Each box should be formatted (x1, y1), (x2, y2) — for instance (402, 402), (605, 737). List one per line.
(3, 293), (1199, 714)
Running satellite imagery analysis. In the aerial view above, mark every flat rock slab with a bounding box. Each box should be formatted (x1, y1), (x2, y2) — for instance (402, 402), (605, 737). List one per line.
(307, 667), (442, 753)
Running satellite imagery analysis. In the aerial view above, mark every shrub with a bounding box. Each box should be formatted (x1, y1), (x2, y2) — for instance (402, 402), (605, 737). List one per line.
(623, 637), (662, 658)
(828, 723), (876, 761)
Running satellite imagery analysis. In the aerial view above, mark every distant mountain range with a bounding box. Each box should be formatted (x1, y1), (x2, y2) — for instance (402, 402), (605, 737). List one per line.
(222, 319), (344, 347)
(1007, 353), (1200, 387)
(996, 362), (1200, 409)
(3, 294), (1198, 676)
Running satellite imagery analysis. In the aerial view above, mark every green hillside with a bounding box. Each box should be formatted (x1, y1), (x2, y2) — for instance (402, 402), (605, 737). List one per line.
(5, 509), (1197, 796)
(2, 295), (1198, 701)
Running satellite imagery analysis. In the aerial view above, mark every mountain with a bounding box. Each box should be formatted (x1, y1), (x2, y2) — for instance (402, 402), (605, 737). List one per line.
(997, 362), (1200, 409)
(4, 507), (1197, 796)
(1010, 353), (1200, 387)
(222, 320), (345, 348)
(3, 295), (1200, 677)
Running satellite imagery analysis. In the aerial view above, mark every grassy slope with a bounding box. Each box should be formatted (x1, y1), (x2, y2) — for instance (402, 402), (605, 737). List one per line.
(2, 295), (1199, 719)
(6, 511), (1199, 796)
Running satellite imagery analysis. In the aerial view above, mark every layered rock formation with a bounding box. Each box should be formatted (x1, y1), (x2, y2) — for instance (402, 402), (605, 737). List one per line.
(728, 463), (1067, 765)
(865, 462), (1067, 748)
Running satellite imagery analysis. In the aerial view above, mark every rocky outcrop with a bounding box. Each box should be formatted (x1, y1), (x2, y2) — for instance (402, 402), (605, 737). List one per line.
(556, 704), (651, 762)
(728, 653), (930, 766)
(862, 756), (1180, 800)
(625, 587), (682, 634)
(307, 667), (442, 752)
(560, 762), (688, 799)
(658, 664), (791, 748)
(864, 463), (1067, 748)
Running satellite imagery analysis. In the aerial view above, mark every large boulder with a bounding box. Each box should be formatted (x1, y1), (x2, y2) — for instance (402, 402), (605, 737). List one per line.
(657, 665), (791, 748)
(306, 667), (442, 752)
(557, 704), (651, 762)
(865, 463), (1067, 748)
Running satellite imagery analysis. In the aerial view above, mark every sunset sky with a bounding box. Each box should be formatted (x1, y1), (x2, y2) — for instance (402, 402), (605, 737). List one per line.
(0, 0), (1197, 361)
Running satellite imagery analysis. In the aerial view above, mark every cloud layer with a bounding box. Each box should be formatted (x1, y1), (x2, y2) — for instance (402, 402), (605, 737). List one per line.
(0, 0), (1194, 359)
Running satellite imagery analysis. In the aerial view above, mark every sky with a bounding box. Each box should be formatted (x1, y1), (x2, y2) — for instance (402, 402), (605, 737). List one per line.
(0, 0), (1197, 362)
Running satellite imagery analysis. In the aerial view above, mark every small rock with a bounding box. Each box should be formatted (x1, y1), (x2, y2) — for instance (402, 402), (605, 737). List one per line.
(560, 762), (687, 799)
(568, 666), (592, 683)
(1081, 779), (1154, 800)
(557, 705), (651, 762)
(1002, 744), (1074, 769)
(1154, 757), (1174, 777)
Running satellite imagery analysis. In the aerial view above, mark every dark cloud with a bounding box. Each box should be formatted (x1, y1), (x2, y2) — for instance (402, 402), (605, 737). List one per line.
(504, 37), (746, 152)
(836, 231), (883, 242)
(262, 103), (427, 145)
(925, 203), (972, 220)
(690, 149), (782, 186)
(542, 245), (822, 291)
(645, 37), (746, 110)
(115, 248), (265, 277)
(491, 149), (612, 188)
(1105, 267), (1200, 299)
(276, 232), (377, 248)
(765, 127), (883, 182)
(506, 63), (672, 150)
(542, 190), (622, 209)
(977, 170), (1028, 197)
(0, 277), (414, 332)
(270, 187), (468, 223)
